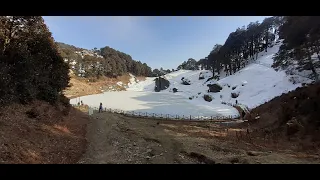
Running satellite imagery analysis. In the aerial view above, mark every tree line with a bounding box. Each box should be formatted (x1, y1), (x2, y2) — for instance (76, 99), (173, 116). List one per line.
(273, 16), (320, 81)
(0, 16), (69, 105)
(177, 16), (282, 75)
(58, 43), (153, 78)
(177, 16), (320, 82)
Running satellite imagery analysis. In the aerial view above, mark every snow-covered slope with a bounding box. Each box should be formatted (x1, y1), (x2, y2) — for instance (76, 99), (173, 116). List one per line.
(127, 43), (312, 110)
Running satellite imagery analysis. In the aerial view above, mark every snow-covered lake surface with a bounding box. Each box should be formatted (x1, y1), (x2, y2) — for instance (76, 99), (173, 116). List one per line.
(70, 91), (239, 118)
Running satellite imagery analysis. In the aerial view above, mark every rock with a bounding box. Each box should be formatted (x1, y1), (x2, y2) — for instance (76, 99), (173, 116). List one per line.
(242, 81), (248, 86)
(247, 151), (259, 156)
(205, 76), (214, 83)
(189, 97), (193, 100)
(231, 92), (239, 98)
(198, 92), (201, 95)
(181, 78), (191, 85)
(173, 88), (178, 93)
(286, 118), (303, 136)
(133, 142), (136, 146)
(146, 156), (151, 160)
(232, 86), (237, 90)
(127, 159), (132, 162)
(207, 84), (223, 93)
(203, 94), (213, 102)
(154, 77), (170, 92)
(199, 72), (205, 80)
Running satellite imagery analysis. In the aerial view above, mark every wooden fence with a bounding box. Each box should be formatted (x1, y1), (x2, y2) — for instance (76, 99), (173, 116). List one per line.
(72, 104), (241, 121)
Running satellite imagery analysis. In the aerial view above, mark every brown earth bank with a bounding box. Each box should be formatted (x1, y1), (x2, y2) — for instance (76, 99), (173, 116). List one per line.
(245, 82), (320, 153)
(79, 111), (320, 164)
(64, 71), (146, 99)
(0, 100), (90, 164)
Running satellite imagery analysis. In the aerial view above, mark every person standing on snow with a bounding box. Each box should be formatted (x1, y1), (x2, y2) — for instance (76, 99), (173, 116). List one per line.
(99, 102), (103, 113)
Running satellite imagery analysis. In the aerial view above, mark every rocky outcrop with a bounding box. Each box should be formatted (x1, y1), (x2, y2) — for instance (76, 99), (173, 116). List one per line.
(231, 92), (239, 98)
(199, 72), (205, 80)
(207, 84), (223, 93)
(203, 94), (213, 102)
(181, 77), (191, 85)
(154, 77), (170, 92)
(173, 88), (178, 93)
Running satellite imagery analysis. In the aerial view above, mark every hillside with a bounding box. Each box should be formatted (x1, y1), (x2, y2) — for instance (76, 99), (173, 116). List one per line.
(248, 82), (320, 141)
(116, 41), (309, 114)
(56, 42), (152, 98)
(56, 42), (152, 78)
(0, 16), (90, 164)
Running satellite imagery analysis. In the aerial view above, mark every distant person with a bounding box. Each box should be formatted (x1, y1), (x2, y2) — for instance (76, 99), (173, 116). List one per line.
(77, 102), (80, 106)
(99, 103), (103, 113)
(236, 100), (238, 104)
(242, 110), (246, 119)
(81, 101), (83, 106)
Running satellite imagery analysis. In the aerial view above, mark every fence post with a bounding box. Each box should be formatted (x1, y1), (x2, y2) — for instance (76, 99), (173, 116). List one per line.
(145, 112), (147, 117)
(190, 115), (191, 120)
(210, 116), (212, 120)
(138, 112), (141, 116)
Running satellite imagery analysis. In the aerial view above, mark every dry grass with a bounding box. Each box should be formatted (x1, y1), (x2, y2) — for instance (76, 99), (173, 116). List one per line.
(136, 76), (146, 81)
(0, 100), (90, 164)
(64, 72), (146, 99)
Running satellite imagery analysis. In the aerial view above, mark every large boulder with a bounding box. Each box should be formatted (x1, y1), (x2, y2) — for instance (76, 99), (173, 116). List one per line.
(207, 84), (223, 93)
(181, 77), (191, 85)
(154, 77), (170, 92)
(203, 94), (213, 102)
(199, 72), (205, 80)
(231, 92), (239, 98)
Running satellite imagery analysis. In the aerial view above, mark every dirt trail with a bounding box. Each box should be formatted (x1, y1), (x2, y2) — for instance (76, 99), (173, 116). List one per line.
(78, 112), (320, 164)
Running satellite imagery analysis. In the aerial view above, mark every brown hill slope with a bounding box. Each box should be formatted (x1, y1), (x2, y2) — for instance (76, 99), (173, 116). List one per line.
(247, 83), (320, 150)
(0, 98), (89, 164)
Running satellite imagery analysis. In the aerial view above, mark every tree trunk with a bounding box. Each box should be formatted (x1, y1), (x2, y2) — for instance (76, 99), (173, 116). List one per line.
(307, 50), (319, 81)
(265, 30), (269, 52)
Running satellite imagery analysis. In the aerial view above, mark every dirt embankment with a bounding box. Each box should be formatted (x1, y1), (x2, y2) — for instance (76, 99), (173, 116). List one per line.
(246, 83), (320, 151)
(64, 72), (146, 99)
(0, 100), (90, 164)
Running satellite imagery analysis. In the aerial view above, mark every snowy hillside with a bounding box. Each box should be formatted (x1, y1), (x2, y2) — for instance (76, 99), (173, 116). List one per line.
(127, 43), (312, 110)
